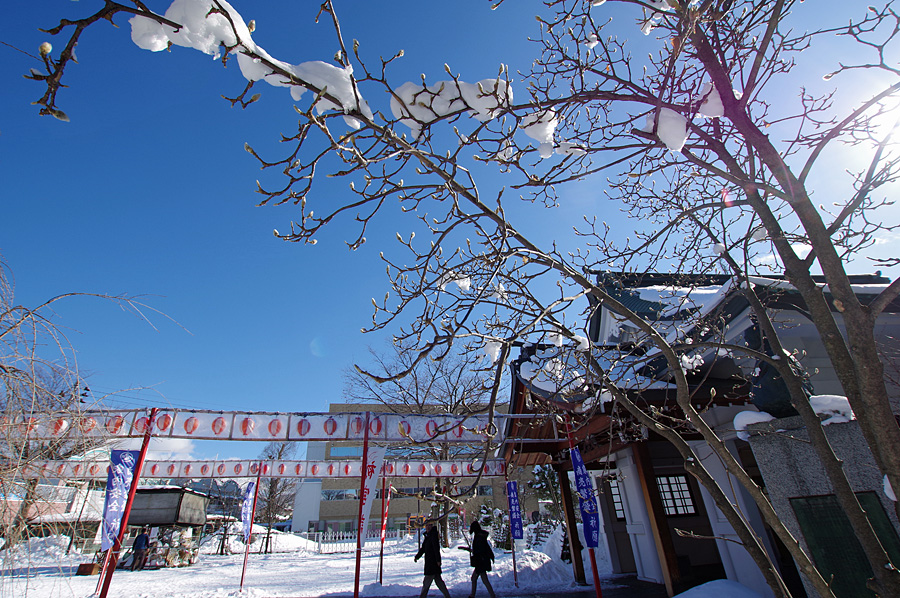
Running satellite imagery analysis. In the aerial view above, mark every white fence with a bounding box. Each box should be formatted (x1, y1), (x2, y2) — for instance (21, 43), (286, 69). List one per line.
(296, 529), (403, 554)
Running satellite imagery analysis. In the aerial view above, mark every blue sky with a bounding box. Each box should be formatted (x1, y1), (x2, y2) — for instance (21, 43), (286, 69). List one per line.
(0, 0), (548, 460)
(2, 1), (894, 461)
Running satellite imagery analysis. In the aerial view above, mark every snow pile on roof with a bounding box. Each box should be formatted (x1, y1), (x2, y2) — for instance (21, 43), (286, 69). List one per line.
(390, 79), (512, 139)
(733, 410), (775, 440)
(809, 394), (855, 425)
(734, 395), (855, 439)
(130, 0), (369, 118)
(635, 282), (733, 318)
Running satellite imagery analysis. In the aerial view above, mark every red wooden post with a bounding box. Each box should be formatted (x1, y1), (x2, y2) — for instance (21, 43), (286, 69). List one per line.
(239, 462), (263, 592)
(353, 412), (371, 598)
(97, 407), (158, 598)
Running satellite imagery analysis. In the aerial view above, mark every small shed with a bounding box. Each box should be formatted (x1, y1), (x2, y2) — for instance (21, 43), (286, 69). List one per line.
(128, 487), (209, 527)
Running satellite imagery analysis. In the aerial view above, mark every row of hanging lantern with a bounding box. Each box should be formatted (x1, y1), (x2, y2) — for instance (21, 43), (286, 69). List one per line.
(19, 458), (507, 480)
(4, 410), (501, 442)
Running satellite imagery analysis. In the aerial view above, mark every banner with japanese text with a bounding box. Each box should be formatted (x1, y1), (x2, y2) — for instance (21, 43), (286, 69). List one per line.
(506, 480), (524, 539)
(570, 447), (600, 548)
(358, 446), (387, 539)
(100, 450), (139, 551)
(241, 482), (256, 542)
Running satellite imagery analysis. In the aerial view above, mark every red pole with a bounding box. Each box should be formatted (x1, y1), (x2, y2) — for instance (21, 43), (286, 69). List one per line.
(563, 414), (603, 598)
(353, 412), (371, 598)
(240, 462), (263, 592)
(378, 469), (388, 585)
(97, 408), (158, 598)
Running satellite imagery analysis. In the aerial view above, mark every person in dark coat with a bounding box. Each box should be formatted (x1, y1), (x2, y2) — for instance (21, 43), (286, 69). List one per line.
(131, 528), (151, 571)
(414, 523), (452, 598)
(463, 521), (496, 598)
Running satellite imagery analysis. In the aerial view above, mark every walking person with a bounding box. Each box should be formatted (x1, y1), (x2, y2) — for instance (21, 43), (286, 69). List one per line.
(464, 521), (496, 598)
(414, 522), (452, 598)
(130, 528), (151, 571)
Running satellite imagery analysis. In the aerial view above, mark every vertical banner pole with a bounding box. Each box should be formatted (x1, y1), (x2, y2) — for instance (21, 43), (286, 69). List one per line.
(564, 414), (603, 598)
(98, 407), (158, 598)
(505, 472), (520, 588)
(353, 412), (371, 598)
(239, 462), (263, 592)
(378, 470), (388, 585)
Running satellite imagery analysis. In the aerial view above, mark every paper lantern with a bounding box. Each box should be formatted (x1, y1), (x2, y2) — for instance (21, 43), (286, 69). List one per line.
(183, 417), (199, 435)
(52, 418), (69, 436)
(158, 413), (173, 431)
(212, 416), (227, 435)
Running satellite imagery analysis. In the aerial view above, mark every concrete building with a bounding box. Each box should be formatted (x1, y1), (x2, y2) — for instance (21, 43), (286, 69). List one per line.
(293, 403), (538, 534)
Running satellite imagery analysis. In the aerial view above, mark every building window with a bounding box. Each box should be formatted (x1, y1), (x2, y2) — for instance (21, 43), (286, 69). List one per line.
(655, 475), (696, 516)
(329, 446), (363, 458)
(477, 485), (493, 496)
(322, 489), (358, 501)
(607, 478), (626, 521)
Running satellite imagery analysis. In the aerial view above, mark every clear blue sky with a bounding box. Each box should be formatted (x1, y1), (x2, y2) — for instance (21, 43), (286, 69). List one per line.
(1, 1), (891, 461)
(0, 0), (548, 460)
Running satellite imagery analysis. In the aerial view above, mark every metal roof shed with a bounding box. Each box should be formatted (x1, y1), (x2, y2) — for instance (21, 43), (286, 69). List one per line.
(128, 487), (209, 527)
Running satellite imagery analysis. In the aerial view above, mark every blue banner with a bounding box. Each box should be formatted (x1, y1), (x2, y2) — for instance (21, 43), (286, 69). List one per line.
(506, 480), (523, 539)
(100, 450), (140, 551)
(570, 447), (600, 548)
(241, 482), (256, 542)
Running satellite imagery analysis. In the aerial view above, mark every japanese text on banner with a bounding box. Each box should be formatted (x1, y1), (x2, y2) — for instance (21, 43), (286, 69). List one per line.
(100, 450), (139, 551)
(570, 447), (600, 548)
(358, 446), (387, 538)
(241, 482), (256, 542)
(507, 480), (523, 539)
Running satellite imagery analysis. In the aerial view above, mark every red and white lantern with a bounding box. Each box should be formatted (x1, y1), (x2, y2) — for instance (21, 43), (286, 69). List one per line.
(184, 417), (199, 435)
(212, 416), (228, 436)
(105, 416), (124, 435)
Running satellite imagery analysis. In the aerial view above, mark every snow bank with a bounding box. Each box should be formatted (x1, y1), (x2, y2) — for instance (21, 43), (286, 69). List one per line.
(0, 535), (83, 567)
(673, 579), (763, 598)
(199, 524), (315, 554)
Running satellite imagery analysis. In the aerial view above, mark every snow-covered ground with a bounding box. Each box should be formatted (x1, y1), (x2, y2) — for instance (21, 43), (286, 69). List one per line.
(0, 530), (760, 598)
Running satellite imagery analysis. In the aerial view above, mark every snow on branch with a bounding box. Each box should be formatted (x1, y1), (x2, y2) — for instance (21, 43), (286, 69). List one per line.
(130, 0), (371, 119)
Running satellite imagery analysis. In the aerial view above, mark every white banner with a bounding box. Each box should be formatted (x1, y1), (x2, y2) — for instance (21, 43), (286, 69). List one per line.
(358, 446), (387, 537)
